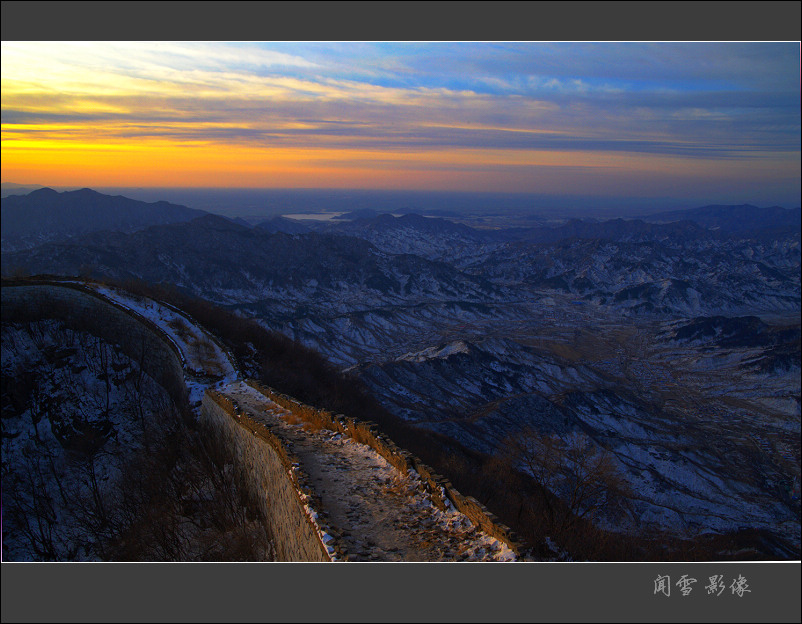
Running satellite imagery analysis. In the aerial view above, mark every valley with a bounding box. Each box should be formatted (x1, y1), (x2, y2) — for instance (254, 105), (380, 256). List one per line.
(292, 296), (800, 551)
(2, 189), (799, 558)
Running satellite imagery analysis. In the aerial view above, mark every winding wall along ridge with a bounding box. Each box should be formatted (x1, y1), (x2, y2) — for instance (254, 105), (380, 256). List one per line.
(1, 280), (340, 561)
(3, 279), (523, 559)
(2, 281), (187, 404)
(245, 379), (525, 556)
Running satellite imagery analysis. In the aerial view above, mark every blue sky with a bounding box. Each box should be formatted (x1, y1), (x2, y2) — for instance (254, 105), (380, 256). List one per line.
(2, 41), (799, 205)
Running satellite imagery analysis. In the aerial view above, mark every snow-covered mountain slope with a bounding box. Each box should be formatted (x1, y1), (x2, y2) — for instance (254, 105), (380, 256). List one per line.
(3, 206), (799, 555)
(1, 319), (177, 560)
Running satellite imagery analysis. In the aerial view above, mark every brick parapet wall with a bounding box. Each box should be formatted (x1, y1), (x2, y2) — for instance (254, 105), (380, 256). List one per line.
(2, 277), (240, 382)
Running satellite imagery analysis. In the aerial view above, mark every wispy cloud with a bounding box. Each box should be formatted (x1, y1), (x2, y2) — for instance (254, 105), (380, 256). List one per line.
(1, 41), (799, 198)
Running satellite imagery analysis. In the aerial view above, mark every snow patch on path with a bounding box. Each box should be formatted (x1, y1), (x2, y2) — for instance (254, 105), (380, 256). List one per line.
(89, 284), (237, 382)
(223, 380), (516, 562)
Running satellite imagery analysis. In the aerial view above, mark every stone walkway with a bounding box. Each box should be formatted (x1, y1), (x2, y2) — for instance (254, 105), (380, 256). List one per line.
(89, 283), (515, 561)
(222, 381), (515, 562)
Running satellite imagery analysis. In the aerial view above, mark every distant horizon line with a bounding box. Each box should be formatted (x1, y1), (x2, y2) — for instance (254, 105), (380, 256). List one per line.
(3, 183), (799, 214)
(0, 182), (707, 197)
(2, 182), (613, 196)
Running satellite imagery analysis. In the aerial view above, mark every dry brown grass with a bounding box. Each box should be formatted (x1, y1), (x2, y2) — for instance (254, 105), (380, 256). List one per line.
(281, 411), (303, 426)
(544, 341), (584, 362)
(385, 474), (414, 498)
(166, 317), (191, 341)
(280, 407), (333, 434)
(302, 420), (326, 434)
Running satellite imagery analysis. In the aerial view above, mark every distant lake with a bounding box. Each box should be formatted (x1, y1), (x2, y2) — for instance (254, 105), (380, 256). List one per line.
(281, 212), (348, 221)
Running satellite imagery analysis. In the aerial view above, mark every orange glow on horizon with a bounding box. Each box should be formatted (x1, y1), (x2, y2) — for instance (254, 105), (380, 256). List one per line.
(6, 121), (798, 193)
(4, 136), (799, 194)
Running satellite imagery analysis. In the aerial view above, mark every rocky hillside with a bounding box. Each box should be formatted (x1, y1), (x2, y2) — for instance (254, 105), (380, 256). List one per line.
(4, 197), (799, 558)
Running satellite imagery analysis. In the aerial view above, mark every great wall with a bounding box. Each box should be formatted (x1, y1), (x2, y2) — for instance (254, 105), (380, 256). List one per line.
(1, 279), (524, 561)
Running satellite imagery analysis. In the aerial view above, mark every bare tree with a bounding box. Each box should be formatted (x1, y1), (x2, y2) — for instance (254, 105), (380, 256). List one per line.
(3, 440), (62, 560)
(502, 428), (631, 535)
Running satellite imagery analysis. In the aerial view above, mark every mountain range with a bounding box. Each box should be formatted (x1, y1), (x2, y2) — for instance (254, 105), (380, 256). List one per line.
(642, 203), (802, 234)
(2, 187), (799, 555)
(1, 187), (206, 252)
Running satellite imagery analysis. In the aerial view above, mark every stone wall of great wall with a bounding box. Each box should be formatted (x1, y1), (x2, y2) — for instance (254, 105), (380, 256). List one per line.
(244, 380), (524, 555)
(200, 391), (339, 561)
(1, 282), (187, 404)
(2, 280), (525, 560)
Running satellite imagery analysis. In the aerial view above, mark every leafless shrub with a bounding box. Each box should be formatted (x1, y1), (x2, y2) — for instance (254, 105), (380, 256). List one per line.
(501, 428), (632, 536)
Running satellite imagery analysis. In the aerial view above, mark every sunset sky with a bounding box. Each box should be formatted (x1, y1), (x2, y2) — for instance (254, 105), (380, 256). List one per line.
(1, 41), (799, 205)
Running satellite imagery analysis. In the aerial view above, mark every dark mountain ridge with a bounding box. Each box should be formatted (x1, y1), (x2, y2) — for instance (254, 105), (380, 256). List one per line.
(2, 214), (498, 304)
(643, 204), (801, 235)
(517, 217), (711, 245)
(329, 212), (489, 240)
(256, 216), (312, 235)
(1, 187), (207, 252)
(316, 211), (770, 255)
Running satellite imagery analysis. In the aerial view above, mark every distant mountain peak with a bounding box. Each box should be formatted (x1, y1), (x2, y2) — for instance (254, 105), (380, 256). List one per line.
(1, 187), (207, 252)
(333, 208), (383, 221)
(28, 186), (59, 196)
(255, 215), (311, 235)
